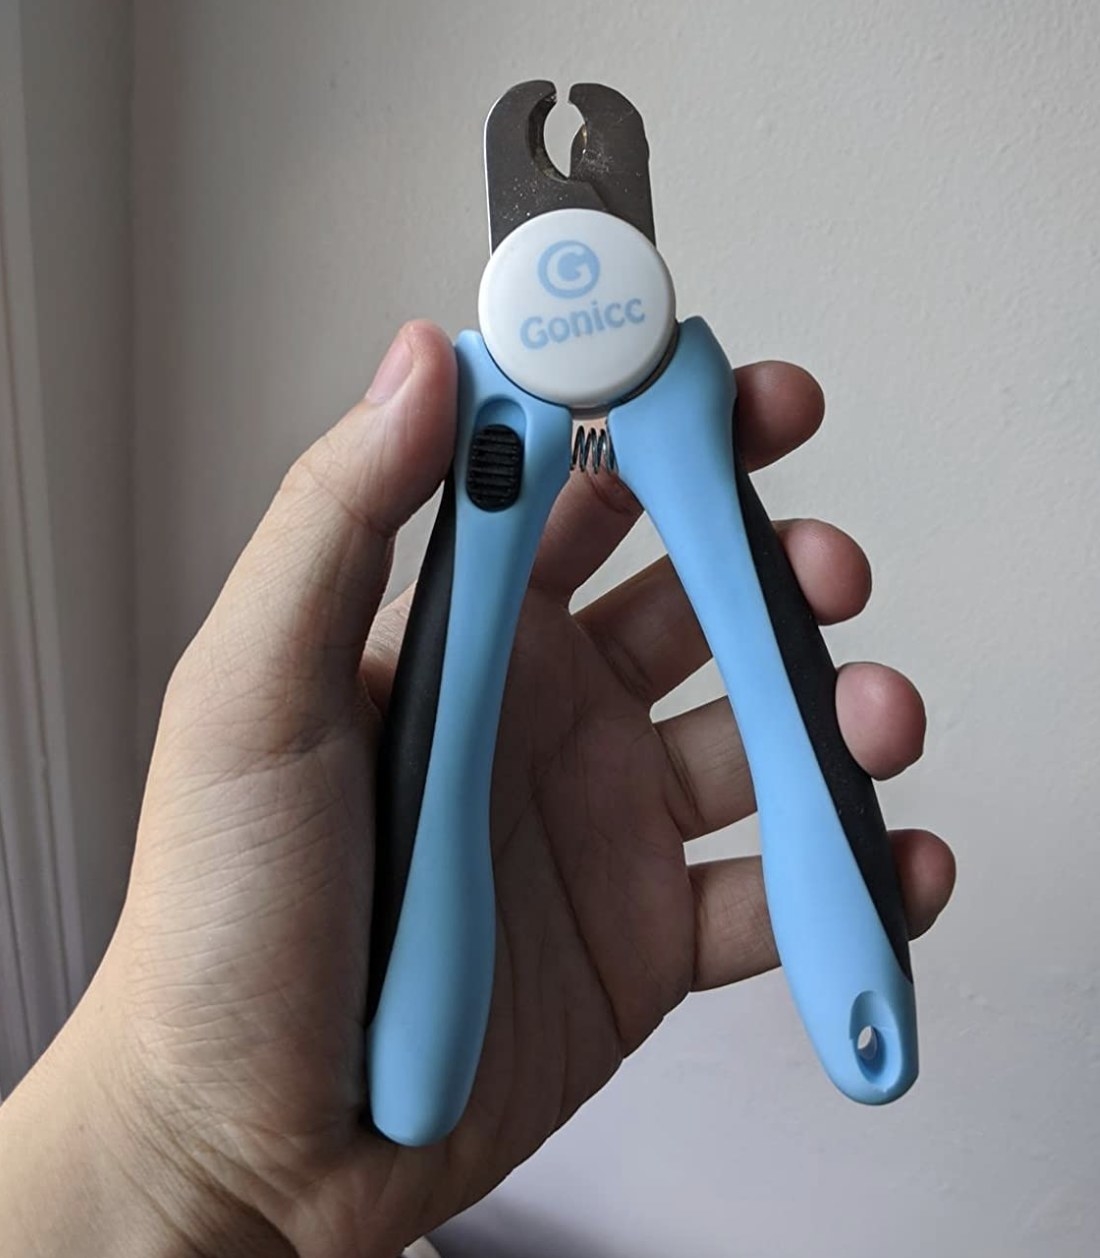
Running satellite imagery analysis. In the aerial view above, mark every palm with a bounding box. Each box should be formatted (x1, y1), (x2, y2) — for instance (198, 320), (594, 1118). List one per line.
(365, 585), (701, 1225)
(123, 568), (694, 1231)
(435, 588), (695, 1167)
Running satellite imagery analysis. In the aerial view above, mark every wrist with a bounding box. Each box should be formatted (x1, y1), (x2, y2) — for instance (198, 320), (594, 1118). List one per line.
(0, 982), (296, 1258)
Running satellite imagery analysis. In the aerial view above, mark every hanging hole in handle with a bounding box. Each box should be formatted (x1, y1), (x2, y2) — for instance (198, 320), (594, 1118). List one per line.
(856, 1025), (880, 1065)
(853, 1020), (888, 1082)
(849, 991), (900, 1088)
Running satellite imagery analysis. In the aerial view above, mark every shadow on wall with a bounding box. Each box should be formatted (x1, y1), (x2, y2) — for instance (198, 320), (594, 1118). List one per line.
(433, 1201), (637, 1258)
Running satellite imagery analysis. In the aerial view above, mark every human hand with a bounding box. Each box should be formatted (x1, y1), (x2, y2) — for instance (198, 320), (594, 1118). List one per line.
(0, 322), (954, 1258)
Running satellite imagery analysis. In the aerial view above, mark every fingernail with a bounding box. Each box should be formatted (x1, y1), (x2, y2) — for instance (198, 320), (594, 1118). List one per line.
(367, 331), (413, 403)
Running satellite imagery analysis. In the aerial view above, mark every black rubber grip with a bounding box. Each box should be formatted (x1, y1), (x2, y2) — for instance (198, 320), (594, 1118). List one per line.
(732, 422), (912, 980)
(368, 479), (457, 1021)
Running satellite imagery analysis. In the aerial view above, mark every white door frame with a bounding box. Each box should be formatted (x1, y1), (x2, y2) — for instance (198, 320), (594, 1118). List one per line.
(0, 0), (87, 1098)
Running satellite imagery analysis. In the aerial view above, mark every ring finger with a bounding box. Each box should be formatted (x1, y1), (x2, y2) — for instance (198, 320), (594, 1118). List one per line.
(578, 516), (872, 706)
(659, 661), (927, 841)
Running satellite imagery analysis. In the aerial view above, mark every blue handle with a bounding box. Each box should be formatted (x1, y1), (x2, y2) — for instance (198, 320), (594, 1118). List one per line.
(367, 332), (572, 1145)
(608, 318), (918, 1103)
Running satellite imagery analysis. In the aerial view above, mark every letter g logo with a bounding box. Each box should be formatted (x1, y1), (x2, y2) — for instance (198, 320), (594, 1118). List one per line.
(537, 240), (600, 299)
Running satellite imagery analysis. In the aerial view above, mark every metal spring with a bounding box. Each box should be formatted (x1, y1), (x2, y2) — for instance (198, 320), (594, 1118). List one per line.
(571, 424), (617, 474)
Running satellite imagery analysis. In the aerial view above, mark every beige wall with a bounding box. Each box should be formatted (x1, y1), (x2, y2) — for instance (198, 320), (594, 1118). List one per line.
(133, 3), (1100, 1255)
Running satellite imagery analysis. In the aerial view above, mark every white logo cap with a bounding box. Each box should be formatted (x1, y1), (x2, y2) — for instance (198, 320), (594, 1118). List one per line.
(478, 207), (676, 409)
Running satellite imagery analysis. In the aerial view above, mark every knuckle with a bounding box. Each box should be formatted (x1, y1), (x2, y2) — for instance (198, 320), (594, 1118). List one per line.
(279, 429), (387, 541)
(279, 434), (341, 507)
(661, 728), (707, 839)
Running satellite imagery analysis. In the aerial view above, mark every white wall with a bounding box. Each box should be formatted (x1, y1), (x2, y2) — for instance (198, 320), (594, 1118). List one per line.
(134, 3), (1100, 1255)
(20, 0), (135, 975)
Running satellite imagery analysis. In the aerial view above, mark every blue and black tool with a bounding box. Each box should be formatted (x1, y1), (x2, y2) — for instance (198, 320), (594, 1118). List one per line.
(366, 81), (917, 1147)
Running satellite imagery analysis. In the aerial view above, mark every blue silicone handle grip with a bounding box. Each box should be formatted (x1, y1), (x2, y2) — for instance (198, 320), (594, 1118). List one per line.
(367, 332), (572, 1145)
(608, 318), (918, 1103)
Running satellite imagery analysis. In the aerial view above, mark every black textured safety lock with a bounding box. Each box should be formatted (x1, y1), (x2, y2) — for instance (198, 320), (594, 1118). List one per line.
(466, 424), (524, 509)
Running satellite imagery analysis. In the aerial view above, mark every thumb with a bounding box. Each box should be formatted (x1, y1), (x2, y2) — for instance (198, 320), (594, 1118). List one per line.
(190, 320), (456, 724)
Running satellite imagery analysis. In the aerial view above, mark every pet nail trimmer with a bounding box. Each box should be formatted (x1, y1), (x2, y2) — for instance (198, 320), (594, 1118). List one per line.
(366, 81), (918, 1146)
